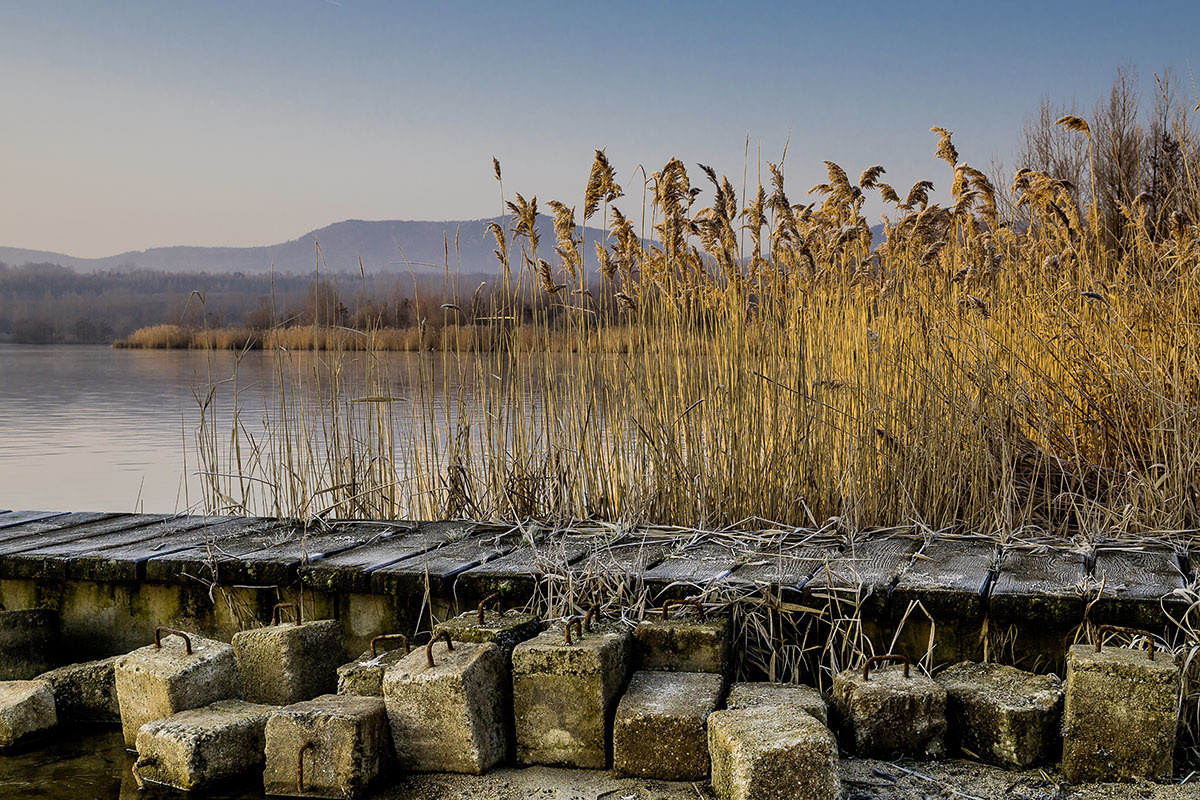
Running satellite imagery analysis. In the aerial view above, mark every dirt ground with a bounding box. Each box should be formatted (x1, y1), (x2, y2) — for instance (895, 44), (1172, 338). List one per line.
(375, 760), (1199, 800)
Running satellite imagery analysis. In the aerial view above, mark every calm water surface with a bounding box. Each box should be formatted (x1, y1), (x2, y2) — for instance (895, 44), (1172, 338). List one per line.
(0, 344), (461, 514)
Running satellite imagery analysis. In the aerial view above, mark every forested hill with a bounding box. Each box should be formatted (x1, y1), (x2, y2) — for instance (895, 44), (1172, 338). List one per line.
(0, 216), (613, 275)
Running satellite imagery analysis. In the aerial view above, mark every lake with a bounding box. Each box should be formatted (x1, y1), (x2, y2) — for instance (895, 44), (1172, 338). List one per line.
(0, 344), (462, 515)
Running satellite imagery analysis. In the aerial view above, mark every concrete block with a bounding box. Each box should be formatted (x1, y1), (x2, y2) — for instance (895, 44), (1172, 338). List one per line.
(383, 635), (507, 774)
(0, 608), (58, 680)
(936, 661), (1062, 769)
(337, 634), (412, 697)
(232, 610), (343, 705)
(726, 681), (828, 725)
(512, 618), (632, 768)
(132, 699), (275, 791)
(435, 606), (542, 656)
(1062, 640), (1181, 782)
(708, 704), (839, 800)
(0, 679), (57, 747)
(263, 694), (390, 798)
(613, 670), (724, 780)
(38, 655), (122, 721)
(634, 602), (730, 674)
(831, 656), (946, 759)
(115, 628), (240, 748)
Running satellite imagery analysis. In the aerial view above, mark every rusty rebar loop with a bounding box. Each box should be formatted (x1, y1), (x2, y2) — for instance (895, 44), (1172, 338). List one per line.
(1094, 624), (1157, 660)
(477, 593), (504, 625)
(154, 627), (192, 655)
(271, 602), (301, 626)
(583, 604), (602, 632)
(370, 634), (411, 658)
(426, 630), (454, 667)
(297, 741), (315, 794)
(131, 754), (157, 790)
(564, 617), (583, 645)
(661, 598), (707, 621)
(862, 653), (910, 680)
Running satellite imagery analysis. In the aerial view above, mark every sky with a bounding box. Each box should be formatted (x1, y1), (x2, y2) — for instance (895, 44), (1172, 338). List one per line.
(1, 0), (1198, 258)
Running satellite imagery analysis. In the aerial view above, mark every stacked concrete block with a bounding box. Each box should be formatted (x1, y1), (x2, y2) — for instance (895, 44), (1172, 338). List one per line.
(0, 679), (58, 747)
(613, 670), (724, 780)
(512, 615), (632, 768)
(831, 655), (946, 759)
(337, 634), (411, 697)
(115, 628), (240, 747)
(38, 655), (122, 721)
(264, 694), (390, 798)
(726, 681), (828, 725)
(634, 600), (730, 674)
(382, 633), (508, 774)
(132, 699), (275, 791)
(232, 604), (343, 705)
(936, 661), (1063, 769)
(435, 599), (542, 656)
(0, 607), (59, 680)
(708, 703), (839, 800)
(1062, 632), (1181, 782)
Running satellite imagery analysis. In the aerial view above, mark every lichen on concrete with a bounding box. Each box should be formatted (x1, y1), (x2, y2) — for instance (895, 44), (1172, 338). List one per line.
(264, 694), (390, 798)
(133, 699), (275, 791)
(726, 681), (827, 725)
(831, 663), (947, 759)
(0, 608), (59, 680)
(436, 610), (542, 657)
(37, 655), (122, 721)
(633, 614), (730, 674)
(612, 670), (724, 780)
(708, 704), (840, 800)
(232, 618), (343, 705)
(0, 679), (58, 748)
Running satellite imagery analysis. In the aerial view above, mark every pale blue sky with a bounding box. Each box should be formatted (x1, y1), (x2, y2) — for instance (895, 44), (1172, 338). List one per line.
(1, 1), (1197, 257)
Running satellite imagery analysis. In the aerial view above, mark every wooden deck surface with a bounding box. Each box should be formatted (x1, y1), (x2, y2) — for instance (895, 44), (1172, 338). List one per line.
(0, 510), (1192, 628)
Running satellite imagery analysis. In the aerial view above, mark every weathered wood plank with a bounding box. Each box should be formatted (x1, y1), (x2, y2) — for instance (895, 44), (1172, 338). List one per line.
(890, 539), (997, 620)
(0, 513), (136, 556)
(989, 547), (1088, 625)
(0, 514), (202, 580)
(454, 534), (592, 602)
(0, 510), (67, 532)
(371, 525), (521, 597)
(1091, 547), (1190, 629)
(300, 521), (474, 593)
(63, 516), (248, 582)
(142, 519), (295, 584)
(725, 539), (844, 593)
(213, 522), (406, 586)
(803, 537), (920, 615)
(642, 539), (744, 600)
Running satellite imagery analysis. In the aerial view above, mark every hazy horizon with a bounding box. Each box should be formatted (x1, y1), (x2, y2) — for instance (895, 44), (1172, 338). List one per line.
(3, 0), (1199, 258)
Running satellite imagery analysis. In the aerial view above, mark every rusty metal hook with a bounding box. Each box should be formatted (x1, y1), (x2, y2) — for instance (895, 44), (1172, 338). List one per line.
(271, 602), (301, 625)
(564, 617), (583, 645)
(370, 634), (410, 658)
(426, 630), (454, 667)
(583, 604), (602, 632)
(154, 627), (192, 655)
(477, 593), (503, 625)
(661, 598), (707, 621)
(862, 654), (910, 680)
(297, 741), (314, 794)
(1094, 624), (1157, 661)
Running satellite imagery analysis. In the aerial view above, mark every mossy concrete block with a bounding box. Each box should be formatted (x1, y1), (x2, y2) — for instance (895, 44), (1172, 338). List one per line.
(232, 619), (343, 705)
(264, 694), (389, 798)
(633, 613), (730, 674)
(726, 681), (828, 725)
(38, 655), (122, 721)
(708, 705), (839, 800)
(0, 608), (59, 680)
(512, 622), (632, 768)
(0, 679), (57, 747)
(936, 661), (1063, 769)
(435, 609), (542, 657)
(382, 640), (507, 774)
(1062, 643), (1181, 782)
(115, 633), (240, 748)
(613, 670), (724, 780)
(337, 647), (410, 697)
(831, 663), (946, 759)
(133, 699), (275, 791)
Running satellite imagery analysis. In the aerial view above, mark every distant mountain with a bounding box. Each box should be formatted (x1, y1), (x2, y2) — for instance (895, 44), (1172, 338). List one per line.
(0, 216), (612, 276)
